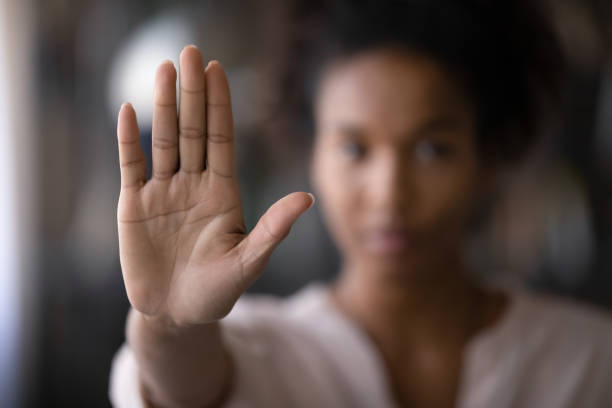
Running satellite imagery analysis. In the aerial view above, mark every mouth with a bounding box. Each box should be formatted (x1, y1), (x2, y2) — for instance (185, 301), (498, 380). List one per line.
(361, 228), (418, 255)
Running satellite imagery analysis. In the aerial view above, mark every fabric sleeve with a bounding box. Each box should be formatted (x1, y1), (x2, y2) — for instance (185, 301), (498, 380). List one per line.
(107, 296), (289, 408)
(108, 343), (146, 408)
(107, 287), (359, 408)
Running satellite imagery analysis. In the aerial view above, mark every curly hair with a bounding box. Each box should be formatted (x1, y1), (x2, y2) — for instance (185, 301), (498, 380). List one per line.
(265, 0), (565, 164)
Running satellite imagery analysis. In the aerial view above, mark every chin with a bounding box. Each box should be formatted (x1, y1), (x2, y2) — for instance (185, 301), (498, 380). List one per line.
(363, 252), (432, 281)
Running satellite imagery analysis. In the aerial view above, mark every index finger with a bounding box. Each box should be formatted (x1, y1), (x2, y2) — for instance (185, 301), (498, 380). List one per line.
(117, 103), (146, 189)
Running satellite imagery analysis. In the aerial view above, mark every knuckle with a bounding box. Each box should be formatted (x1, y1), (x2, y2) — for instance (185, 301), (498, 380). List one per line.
(118, 139), (140, 146)
(120, 158), (145, 169)
(152, 138), (177, 150)
(180, 86), (205, 95)
(261, 218), (283, 242)
(207, 132), (233, 144)
(208, 166), (233, 179)
(153, 169), (175, 180)
(179, 126), (204, 140)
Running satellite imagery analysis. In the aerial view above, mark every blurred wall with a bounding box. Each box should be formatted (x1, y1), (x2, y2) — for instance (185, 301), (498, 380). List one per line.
(0, 0), (38, 406)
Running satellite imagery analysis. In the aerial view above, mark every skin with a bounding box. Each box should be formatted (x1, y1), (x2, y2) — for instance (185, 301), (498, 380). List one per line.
(117, 46), (313, 407)
(313, 48), (506, 407)
(117, 45), (506, 407)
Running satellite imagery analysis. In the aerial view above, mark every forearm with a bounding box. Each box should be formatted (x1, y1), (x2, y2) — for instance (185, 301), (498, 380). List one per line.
(126, 308), (232, 408)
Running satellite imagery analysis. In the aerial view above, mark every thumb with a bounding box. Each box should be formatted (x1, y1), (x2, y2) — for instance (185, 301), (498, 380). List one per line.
(238, 192), (315, 284)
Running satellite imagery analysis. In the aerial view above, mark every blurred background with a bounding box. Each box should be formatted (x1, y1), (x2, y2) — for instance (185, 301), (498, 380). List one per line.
(0, 0), (611, 406)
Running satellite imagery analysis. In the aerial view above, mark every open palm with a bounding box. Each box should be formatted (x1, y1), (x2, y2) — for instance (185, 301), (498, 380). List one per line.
(116, 46), (313, 326)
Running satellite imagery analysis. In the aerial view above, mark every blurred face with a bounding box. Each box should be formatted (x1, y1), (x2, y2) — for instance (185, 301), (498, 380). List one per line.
(312, 49), (487, 279)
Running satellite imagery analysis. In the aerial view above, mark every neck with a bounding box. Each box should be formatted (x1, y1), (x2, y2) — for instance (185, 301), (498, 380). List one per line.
(330, 254), (484, 347)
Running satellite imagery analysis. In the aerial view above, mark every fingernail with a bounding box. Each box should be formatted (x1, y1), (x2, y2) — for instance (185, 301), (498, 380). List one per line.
(185, 44), (199, 50)
(119, 102), (131, 112)
(307, 193), (316, 209)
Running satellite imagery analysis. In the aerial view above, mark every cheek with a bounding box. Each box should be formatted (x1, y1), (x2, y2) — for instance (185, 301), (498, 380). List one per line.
(313, 148), (362, 246)
(413, 164), (480, 232)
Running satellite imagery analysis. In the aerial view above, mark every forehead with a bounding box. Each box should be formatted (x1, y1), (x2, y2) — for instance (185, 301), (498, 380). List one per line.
(314, 49), (472, 133)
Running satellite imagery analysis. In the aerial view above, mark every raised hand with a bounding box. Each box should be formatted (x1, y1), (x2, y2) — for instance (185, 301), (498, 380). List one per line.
(116, 45), (313, 327)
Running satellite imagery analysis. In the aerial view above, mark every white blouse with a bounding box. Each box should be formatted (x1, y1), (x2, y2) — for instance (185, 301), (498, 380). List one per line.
(109, 282), (612, 407)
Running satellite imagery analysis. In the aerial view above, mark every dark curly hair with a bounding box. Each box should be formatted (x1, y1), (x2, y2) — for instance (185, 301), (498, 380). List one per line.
(265, 0), (565, 164)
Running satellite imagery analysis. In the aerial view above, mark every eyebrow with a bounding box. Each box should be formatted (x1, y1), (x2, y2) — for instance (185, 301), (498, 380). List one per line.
(330, 123), (368, 139)
(329, 115), (463, 140)
(414, 116), (463, 137)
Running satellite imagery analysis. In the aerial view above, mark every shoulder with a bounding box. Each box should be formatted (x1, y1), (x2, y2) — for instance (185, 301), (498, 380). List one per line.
(489, 290), (612, 372)
(473, 288), (612, 358)
(463, 291), (612, 407)
(511, 291), (612, 349)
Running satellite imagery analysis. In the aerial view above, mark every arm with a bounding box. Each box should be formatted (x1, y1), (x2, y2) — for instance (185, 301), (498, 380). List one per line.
(114, 45), (313, 407)
(126, 310), (231, 407)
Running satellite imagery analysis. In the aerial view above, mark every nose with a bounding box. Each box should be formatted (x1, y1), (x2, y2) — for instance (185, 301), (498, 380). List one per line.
(365, 151), (410, 214)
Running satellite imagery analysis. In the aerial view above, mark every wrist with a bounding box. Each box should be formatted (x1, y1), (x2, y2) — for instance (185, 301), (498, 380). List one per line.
(127, 307), (218, 342)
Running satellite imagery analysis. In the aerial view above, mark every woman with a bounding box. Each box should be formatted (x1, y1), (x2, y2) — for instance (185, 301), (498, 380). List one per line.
(110, 1), (612, 407)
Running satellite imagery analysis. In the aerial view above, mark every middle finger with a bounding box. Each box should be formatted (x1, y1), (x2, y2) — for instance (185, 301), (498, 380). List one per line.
(178, 45), (206, 174)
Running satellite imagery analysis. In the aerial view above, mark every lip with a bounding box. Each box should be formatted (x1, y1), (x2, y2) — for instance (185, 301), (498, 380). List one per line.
(362, 228), (418, 255)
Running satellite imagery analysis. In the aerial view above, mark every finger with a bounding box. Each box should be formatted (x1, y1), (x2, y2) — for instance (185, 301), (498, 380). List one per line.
(238, 192), (315, 283)
(152, 61), (178, 180)
(205, 61), (235, 179)
(117, 103), (146, 189)
(178, 45), (206, 174)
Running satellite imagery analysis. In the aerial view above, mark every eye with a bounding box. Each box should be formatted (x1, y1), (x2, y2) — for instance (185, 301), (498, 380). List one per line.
(340, 140), (367, 160)
(414, 140), (453, 162)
